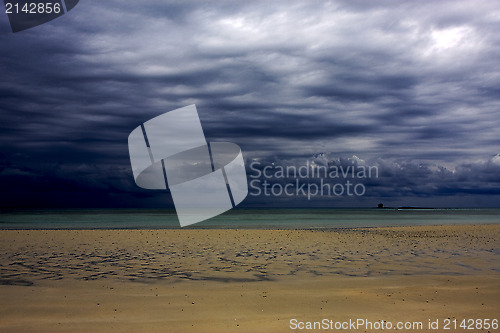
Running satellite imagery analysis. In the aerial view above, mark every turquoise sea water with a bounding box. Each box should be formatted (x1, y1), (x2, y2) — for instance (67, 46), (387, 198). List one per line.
(1, 208), (499, 229)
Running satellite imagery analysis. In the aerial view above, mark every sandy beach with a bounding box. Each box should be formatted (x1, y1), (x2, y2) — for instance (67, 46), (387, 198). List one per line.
(1, 225), (499, 332)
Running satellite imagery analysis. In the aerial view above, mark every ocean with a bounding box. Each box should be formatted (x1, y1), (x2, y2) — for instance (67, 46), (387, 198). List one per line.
(1, 208), (499, 229)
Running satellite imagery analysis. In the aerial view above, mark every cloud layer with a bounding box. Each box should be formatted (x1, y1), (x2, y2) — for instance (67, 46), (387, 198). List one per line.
(1, 0), (499, 207)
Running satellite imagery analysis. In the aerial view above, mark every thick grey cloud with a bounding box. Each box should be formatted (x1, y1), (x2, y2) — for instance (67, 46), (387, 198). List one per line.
(0, 0), (499, 208)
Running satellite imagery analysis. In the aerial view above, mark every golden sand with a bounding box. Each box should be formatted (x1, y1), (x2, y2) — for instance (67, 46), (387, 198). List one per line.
(0, 225), (499, 332)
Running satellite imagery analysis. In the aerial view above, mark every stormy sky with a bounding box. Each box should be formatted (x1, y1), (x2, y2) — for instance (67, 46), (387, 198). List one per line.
(1, 0), (499, 208)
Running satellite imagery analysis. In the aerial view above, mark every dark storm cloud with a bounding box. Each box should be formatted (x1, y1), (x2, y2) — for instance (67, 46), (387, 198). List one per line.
(1, 0), (499, 207)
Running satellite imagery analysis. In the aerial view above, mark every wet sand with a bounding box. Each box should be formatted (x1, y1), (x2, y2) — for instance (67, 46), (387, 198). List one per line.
(0, 225), (499, 332)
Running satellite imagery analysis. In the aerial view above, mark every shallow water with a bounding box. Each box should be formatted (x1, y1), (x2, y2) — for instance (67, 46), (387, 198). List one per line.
(1, 208), (499, 229)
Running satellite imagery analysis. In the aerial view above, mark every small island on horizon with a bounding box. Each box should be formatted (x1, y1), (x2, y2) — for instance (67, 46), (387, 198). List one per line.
(377, 203), (436, 210)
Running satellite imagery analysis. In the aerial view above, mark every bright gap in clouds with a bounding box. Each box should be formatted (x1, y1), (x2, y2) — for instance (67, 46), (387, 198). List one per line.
(430, 26), (472, 51)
